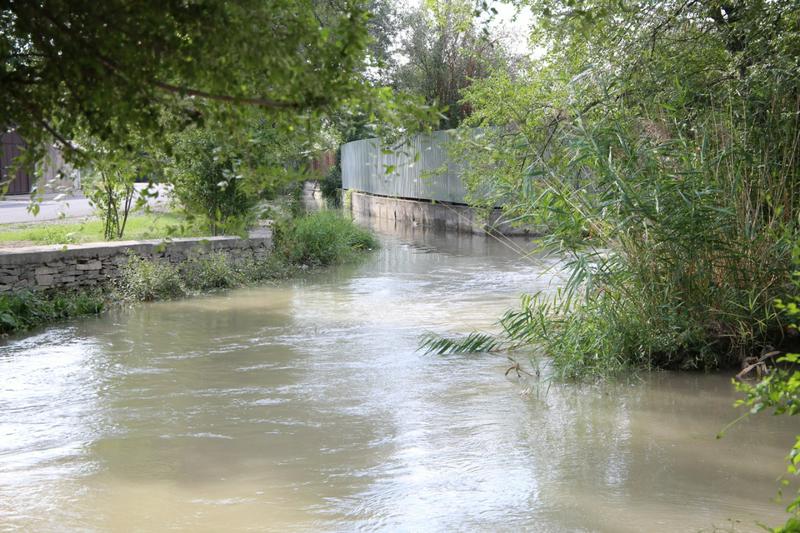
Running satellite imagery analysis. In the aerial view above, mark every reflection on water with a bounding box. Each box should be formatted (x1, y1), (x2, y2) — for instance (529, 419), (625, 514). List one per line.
(0, 222), (797, 532)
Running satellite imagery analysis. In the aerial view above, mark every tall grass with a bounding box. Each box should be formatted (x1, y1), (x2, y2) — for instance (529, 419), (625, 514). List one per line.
(0, 290), (104, 335)
(115, 211), (379, 302)
(272, 210), (378, 267)
(427, 87), (799, 379)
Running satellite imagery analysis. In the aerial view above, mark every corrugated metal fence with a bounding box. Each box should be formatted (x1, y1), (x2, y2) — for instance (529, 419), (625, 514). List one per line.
(342, 130), (468, 204)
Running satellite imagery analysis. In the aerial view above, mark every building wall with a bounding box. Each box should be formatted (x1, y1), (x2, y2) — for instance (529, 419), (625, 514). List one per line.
(342, 131), (469, 205)
(1, 131), (31, 195)
(1, 131), (81, 195)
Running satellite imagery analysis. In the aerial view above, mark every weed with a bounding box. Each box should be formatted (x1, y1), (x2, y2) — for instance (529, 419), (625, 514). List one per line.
(116, 254), (185, 302)
(182, 252), (242, 291)
(273, 210), (378, 268)
(0, 290), (104, 335)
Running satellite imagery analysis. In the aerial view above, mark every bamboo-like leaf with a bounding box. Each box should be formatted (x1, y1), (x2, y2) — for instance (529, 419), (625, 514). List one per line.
(419, 332), (501, 355)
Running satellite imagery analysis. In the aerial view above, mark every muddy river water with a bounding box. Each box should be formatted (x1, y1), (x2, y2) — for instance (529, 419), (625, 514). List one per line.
(0, 225), (796, 532)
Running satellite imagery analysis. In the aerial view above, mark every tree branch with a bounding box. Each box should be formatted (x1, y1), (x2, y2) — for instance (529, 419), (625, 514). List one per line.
(29, 3), (314, 112)
(150, 81), (306, 110)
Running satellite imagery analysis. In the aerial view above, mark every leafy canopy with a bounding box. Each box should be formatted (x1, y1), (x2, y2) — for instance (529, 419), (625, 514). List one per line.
(428, 0), (800, 377)
(1, 0), (372, 163)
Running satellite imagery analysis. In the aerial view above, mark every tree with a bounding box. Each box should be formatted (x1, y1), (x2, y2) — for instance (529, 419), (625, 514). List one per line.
(166, 128), (257, 236)
(83, 150), (152, 241)
(392, 0), (511, 129)
(1, 0), (372, 167)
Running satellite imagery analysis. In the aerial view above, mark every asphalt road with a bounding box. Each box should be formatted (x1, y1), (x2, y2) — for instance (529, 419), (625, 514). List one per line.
(0, 184), (170, 224)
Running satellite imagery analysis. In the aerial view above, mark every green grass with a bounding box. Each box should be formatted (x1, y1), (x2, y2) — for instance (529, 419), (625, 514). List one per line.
(272, 210), (379, 267)
(0, 213), (205, 246)
(115, 210), (379, 302)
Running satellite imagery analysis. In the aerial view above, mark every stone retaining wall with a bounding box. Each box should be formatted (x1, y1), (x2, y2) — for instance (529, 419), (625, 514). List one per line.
(0, 235), (272, 293)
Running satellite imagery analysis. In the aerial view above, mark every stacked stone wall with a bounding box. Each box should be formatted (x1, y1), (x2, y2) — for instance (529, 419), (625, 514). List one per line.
(0, 236), (271, 293)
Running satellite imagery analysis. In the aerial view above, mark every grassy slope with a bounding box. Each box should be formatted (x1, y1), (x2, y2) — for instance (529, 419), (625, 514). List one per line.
(0, 213), (205, 246)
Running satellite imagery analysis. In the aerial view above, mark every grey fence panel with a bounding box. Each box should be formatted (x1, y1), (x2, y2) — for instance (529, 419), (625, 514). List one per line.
(342, 130), (468, 204)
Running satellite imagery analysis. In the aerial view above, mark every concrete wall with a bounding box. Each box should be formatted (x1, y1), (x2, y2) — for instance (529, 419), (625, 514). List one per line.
(0, 236), (271, 293)
(346, 191), (537, 236)
(302, 180), (326, 210)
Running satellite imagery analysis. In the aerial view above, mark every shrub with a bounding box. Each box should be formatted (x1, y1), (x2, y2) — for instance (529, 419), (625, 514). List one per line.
(273, 210), (378, 267)
(116, 254), (185, 302)
(0, 290), (104, 335)
(181, 252), (242, 291)
(237, 254), (294, 282)
(319, 148), (342, 206)
(83, 153), (142, 240)
(113, 214), (377, 302)
(167, 129), (256, 236)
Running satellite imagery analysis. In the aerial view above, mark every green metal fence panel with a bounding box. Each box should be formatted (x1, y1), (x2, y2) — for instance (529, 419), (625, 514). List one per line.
(342, 130), (468, 204)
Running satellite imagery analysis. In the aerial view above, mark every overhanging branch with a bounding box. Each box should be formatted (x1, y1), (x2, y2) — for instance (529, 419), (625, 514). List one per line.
(152, 81), (308, 110)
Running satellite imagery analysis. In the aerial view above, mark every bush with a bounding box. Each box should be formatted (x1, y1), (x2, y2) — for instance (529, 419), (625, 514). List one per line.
(116, 254), (186, 302)
(0, 290), (104, 335)
(319, 148), (342, 206)
(113, 214), (377, 302)
(82, 153), (141, 240)
(167, 129), (256, 236)
(237, 253), (294, 282)
(182, 252), (242, 291)
(273, 210), (378, 267)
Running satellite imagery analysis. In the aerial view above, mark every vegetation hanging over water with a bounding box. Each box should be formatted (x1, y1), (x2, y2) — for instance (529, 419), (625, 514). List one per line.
(721, 264), (800, 533)
(0, 290), (104, 335)
(115, 211), (378, 303)
(424, 0), (800, 379)
(0, 212), (378, 332)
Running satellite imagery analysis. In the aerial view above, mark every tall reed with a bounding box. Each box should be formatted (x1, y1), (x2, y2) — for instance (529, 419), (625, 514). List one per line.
(427, 85), (799, 379)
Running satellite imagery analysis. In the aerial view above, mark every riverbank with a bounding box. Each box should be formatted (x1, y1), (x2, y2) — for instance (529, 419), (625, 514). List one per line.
(0, 211), (377, 337)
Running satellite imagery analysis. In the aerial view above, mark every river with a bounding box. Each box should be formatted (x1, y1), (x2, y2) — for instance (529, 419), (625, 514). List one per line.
(0, 223), (796, 532)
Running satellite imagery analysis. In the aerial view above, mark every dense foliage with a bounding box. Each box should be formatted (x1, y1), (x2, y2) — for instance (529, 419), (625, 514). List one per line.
(0, 290), (103, 335)
(1, 0), (372, 167)
(429, 0), (800, 378)
(734, 267), (800, 532)
(273, 210), (379, 267)
(392, 0), (512, 128)
(167, 129), (257, 236)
